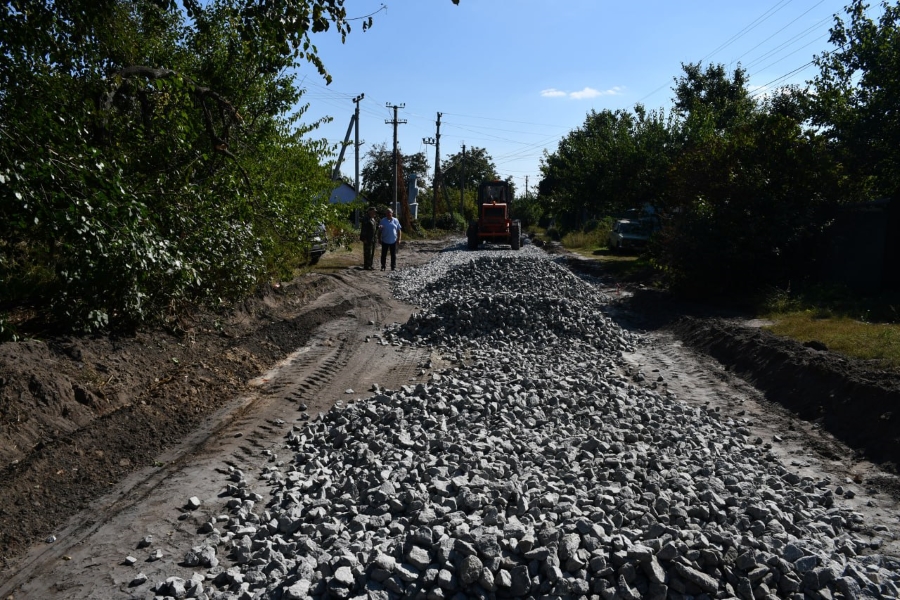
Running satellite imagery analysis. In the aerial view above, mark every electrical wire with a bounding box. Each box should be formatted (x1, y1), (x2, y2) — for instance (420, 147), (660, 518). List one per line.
(733, 1), (826, 66)
(743, 16), (832, 70)
(300, 2), (848, 187)
(701, 0), (795, 62)
(748, 61), (818, 97)
(638, 1), (840, 105)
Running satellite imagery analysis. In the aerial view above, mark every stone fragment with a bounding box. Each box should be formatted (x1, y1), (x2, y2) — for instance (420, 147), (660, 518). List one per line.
(458, 554), (483, 587)
(673, 562), (719, 593)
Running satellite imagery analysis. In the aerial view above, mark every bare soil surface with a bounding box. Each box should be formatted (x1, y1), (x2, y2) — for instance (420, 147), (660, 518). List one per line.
(0, 240), (899, 598)
(561, 252), (900, 556)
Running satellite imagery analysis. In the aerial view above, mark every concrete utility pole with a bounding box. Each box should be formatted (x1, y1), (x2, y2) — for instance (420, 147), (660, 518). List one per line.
(422, 137), (435, 221)
(525, 175), (529, 199)
(460, 143), (466, 217)
(385, 103), (406, 217)
(353, 94), (364, 197)
(422, 111), (443, 225)
(331, 95), (365, 225)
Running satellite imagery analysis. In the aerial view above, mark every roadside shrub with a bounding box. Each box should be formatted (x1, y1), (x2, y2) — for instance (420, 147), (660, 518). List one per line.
(434, 212), (466, 231)
(329, 222), (358, 250)
(512, 195), (544, 228)
(562, 228), (606, 250)
(545, 225), (562, 241)
(596, 217), (614, 248)
(759, 285), (802, 315)
(0, 314), (18, 342)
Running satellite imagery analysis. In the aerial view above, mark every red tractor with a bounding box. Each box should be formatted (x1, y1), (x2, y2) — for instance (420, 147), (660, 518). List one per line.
(466, 180), (521, 250)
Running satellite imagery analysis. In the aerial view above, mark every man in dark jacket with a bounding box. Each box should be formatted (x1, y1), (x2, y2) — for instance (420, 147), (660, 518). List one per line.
(360, 207), (378, 270)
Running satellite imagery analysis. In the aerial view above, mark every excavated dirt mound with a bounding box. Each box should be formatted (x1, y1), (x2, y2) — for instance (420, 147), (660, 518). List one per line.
(606, 279), (900, 476)
(669, 316), (900, 471)
(0, 275), (345, 569)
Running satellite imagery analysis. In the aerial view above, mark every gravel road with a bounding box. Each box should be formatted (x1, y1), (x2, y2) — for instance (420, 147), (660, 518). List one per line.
(2, 240), (898, 600)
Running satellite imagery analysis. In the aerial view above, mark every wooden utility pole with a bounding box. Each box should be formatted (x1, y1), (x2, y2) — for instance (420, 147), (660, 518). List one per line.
(385, 103), (406, 217)
(330, 93), (365, 224)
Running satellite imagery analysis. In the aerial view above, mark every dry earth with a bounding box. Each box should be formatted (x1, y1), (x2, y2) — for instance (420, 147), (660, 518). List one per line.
(0, 239), (898, 598)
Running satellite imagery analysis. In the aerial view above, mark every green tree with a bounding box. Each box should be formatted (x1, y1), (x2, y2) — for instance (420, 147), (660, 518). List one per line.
(657, 65), (841, 295)
(442, 146), (500, 192)
(360, 143), (428, 208)
(0, 0), (361, 331)
(811, 0), (900, 200)
(538, 107), (672, 228)
(673, 62), (755, 133)
(511, 193), (544, 229)
(534, 56), (848, 297)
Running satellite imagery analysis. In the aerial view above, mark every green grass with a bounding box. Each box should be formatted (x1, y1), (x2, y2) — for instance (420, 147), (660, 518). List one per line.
(558, 225), (655, 280)
(764, 313), (900, 371)
(309, 244), (362, 274)
(759, 285), (900, 371)
(561, 229), (605, 250)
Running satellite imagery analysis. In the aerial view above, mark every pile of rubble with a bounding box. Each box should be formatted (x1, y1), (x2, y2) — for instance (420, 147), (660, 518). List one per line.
(151, 246), (899, 600)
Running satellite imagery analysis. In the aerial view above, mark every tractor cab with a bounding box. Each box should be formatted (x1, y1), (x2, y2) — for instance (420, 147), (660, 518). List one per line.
(467, 180), (521, 250)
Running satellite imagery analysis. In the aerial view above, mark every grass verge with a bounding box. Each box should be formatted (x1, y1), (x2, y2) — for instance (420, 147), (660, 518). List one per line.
(760, 286), (900, 371)
(763, 313), (900, 371)
(557, 226), (900, 371)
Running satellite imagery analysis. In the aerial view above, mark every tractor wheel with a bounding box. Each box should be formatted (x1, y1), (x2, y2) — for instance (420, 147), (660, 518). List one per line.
(509, 223), (521, 250)
(467, 223), (480, 250)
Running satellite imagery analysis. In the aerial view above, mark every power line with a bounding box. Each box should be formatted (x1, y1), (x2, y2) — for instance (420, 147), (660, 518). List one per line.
(743, 17), (831, 70)
(702, 0), (795, 62)
(733, 1), (826, 66)
(748, 61), (817, 97)
(751, 33), (829, 77)
(637, 1), (839, 105)
(441, 112), (564, 129)
(344, 3), (387, 22)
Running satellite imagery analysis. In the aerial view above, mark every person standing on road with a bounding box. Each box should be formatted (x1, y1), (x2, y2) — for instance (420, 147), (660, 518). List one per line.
(378, 208), (402, 271)
(359, 207), (378, 270)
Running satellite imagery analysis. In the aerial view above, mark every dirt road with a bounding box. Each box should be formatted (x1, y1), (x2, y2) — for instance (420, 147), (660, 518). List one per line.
(0, 241), (445, 597)
(1, 239), (898, 598)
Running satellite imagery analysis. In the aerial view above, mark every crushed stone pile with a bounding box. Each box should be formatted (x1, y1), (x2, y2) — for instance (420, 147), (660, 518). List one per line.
(151, 244), (899, 600)
(389, 252), (626, 353)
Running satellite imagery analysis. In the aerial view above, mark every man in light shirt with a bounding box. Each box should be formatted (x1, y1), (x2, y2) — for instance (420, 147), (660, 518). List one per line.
(378, 208), (402, 271)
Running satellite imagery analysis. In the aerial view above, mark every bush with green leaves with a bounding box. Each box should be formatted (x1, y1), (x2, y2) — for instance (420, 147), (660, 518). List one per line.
(434, 212), (467, 231)
(538, 59), (850, 297)
(0, 0), (346, 331)
(511, 194), (544, 228)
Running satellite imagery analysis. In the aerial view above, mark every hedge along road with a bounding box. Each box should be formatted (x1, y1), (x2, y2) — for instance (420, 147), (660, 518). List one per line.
(0, 239), (897, 599)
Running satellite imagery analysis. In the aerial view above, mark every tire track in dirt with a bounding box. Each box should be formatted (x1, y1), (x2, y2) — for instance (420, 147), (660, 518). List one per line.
(622, 328), (900, 559)
(0, 263), (437, 598)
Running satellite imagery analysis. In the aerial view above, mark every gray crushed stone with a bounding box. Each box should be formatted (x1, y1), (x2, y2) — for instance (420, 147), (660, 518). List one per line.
(150, 243), (900, 600)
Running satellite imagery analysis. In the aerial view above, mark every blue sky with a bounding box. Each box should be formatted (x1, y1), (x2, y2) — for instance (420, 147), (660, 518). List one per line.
(297, 0), (855, 195)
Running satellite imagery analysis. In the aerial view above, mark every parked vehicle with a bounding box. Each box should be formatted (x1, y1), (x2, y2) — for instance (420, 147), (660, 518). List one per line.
(306, 223), (327, 265)
(608, 219), (650, 253)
